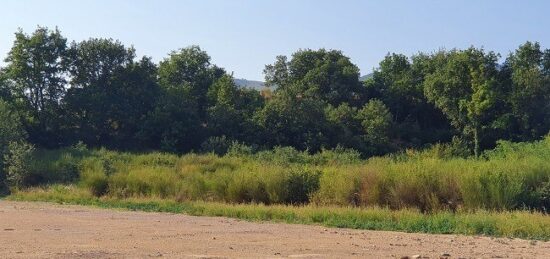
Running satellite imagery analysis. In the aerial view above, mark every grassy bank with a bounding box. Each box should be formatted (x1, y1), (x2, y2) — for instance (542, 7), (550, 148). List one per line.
(7, 185), (550, 240)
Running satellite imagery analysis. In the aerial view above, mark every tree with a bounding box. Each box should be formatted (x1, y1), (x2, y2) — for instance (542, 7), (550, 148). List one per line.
(138, 87), (203, 153)
(140, 46), (225, 152)
(505, 42), (550, 141)
(324, 103), (365, 151)
(424, 48), (500, 156)
(3, 27), (68, 147)
(64, 38), (158, 148)
(158, 46), (225, 118)
(206, 75), (263, 142)
(67, 38), (135, 87)
(264, 49), (365, 107)
(356, 99), (393, 155)
(366, 53), (453, 147)
(253, 96), (328, 152)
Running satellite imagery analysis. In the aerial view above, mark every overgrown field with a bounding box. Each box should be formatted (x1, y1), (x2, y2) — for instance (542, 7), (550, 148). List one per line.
(10, 136), (550, 211)
(4, 136), (550, 239)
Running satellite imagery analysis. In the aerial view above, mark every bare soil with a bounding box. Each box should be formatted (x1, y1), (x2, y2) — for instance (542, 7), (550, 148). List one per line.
(0, 201), (548, 258)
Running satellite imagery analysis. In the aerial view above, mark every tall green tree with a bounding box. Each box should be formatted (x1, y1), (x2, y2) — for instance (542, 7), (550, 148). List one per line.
(3, 27), (68, 147)
(141, 46), (225, 152)
(206, 74), (264, 142)
(264, 49), (365, 107)
(366, 53), (453, 147)
(424, 48), (500, 156)
(67, 38), (135, 87)
(505, 42), (550, 141)
(64, 38), (158, 148)
(158, 46), (225, 118)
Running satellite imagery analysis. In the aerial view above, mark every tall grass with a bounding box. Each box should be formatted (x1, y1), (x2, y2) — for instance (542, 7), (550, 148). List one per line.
(16, 135), (550, 212)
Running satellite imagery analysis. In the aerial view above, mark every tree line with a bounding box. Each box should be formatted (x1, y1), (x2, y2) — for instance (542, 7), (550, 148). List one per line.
(1, 26), (549, 157)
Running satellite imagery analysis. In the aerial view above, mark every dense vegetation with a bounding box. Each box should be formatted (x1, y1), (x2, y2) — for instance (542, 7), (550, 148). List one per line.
(8, 137), (550, 239)
(5, 136), (550, 212)
(2, 26), (549, 239)
(1, 27), (549, 158)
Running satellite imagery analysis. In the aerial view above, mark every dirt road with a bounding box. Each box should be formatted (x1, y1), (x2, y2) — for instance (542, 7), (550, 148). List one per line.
(0, 201), (548, 258)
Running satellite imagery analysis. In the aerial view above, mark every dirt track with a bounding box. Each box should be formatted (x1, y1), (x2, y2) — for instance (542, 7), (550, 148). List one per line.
(0, 201), (549, 258)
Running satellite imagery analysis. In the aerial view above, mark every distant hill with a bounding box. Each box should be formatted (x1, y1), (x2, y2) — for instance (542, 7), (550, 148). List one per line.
(233, 78), (266, 90)
(359, 73), (373, 81)
(234, 73), (373, 90)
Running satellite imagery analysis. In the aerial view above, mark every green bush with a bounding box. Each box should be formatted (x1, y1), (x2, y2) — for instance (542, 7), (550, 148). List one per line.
(284, 169), (321, 204)
(4, 141), (34, 188)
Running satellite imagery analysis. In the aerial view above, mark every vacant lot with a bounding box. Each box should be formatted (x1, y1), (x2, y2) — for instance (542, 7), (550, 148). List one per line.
(1, 201), (549, 258)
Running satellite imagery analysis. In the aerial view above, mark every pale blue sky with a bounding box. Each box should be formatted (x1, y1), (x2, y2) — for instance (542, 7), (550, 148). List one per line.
(1, 0), (549, 80)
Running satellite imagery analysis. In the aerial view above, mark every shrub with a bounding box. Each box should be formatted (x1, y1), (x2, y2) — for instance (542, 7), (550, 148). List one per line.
(0, 100), (27, 193)
(4, 141), (34, 188)
(200, 135), (234, 155)
(284, 169), (321, 204)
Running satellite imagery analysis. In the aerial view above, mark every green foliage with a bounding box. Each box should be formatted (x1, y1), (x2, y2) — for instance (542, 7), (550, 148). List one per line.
(64, 39), (159, 149)
(1, 26), (549, 160)
(3, 26), (68, 147)
(1, 28), (550, 223)
(254, 97), (328, 152)
(357, 99), (393, 155)
(3, 141), (35, 188)
(505, 42), (550, 141)
(423, 48), (501, 156)
(10, 135), (550, 213)
(366, 53), (453, 148)
(0, 100), (27, 193)
(265, 49), (365, 106)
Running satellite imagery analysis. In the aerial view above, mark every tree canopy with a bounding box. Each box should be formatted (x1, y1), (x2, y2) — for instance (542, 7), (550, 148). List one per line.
(0, 26), (548, 157)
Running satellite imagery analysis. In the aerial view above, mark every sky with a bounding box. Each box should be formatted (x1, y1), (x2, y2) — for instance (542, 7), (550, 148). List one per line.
(1, 0), (549, 81)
